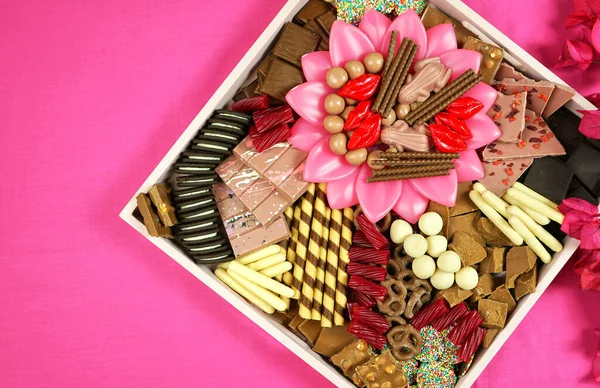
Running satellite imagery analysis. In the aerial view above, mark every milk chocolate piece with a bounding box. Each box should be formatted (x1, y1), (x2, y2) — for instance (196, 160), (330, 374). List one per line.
(488, 285), (516, 313)
(331, 340), (374, 382)
(545, 107), (584, 158)
(421, 5), (476, 47)
(288, 313), (305, 331)
(479, 247), (506, 274)
(483, 328), (499, 348)
(543, 84), (576, 118)
(494, 78), (555, 115)
(247, 142), (290, 173)
(495, 63), (528, 82)
(463, 37), (504, 84)
(483, 110), (566, 161)
(488, 92), (527, 143)
(304, 19), (329, 50)
(227, 166), (261, 197)
(478, 158), (534, 197)
(212, 182), (235, 203)
(478, 299), (508, 330)
(298, 319), (323, 346)
(229, 216), (290, 257)
(233, 137), (259, 162)
(566, 141), (600, 195)
(136, 193), (173, 238)
(216, 196), (246, 220)
(523, 157), (574, 204)
(256, 55), (274, 80)
(279, 162), (310, 201)
(448, 231), (487, 266)
(294, 0), (332, 25)
(448, 212), (485, 246)
(263, 147), (308, 186)
(313, 325), (356, 358)
(223, 211), (260, 238)
(506, 246), (537, 288)
(259, 58), (305, 102)
(356, 350), (408, 388)
(316, 10), (336, 35)
(515, 265), (538, 300)
(238, 178), (274, 211)
(426, 201), (450, 238)
(470, 274), (498, 302)
(436, 284), (473, 307)
(234, 79), (261, 101)
(478, 217), (518, 247)
(215, 156), (245, 184)
(253, 190), (290, 226)
(149, 183), (178, 227)
(450, 182), (479, 216)
(272, 23), (320, 68)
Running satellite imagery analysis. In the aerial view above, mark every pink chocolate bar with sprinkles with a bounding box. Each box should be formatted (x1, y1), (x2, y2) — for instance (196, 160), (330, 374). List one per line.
(233, 137), (259, 162)
(228, 216), (290, 257)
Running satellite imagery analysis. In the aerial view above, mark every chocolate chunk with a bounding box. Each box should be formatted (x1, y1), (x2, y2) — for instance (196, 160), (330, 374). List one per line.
(515, 265), (538, 300)
(234, 79), (260, 101)
(259, 58), (305, 102)
(426, 201), (450, 238)
(136, 193), (173, 238)
(478, 298), (508, 330)
(356, 351), (408, 388)
(331, 340), (374, 381)
(523, 157), (574, 203)
(494, 78), (555, 115)
(479, 247), (506, 274)
(421, 5), (476, 47)
(294, 0), (333, 25)
(506, 246), (537, 288)
(483, 329), (500, 348)
(436, 284), (473, 308)
(450, 182), (479, 216)
(568, 178), (599, 205)
(478, 217), (518, 247)
(543, 84), (576, 118)
(298, 319), (323, 347)
(272, 22), (320, 68)
(449, 231), (487, 266)
(303, 19), (329, 49)
(316, 10), (336, 35)
(487, 92), (527, 142)
(312, 325), (356, 358)
(545, 107), (584, 159)
(149, 183), (178, 227)
(495, 63), (528, 82)
(256, 55), (274, 79)
(566, 140), (600, 195)
(488, 285), (516, 314)
(478, 158), (534, 197)
(448, 212), (485, 246)
(470, 274), (499, 302)
(463, 37), (504, 84)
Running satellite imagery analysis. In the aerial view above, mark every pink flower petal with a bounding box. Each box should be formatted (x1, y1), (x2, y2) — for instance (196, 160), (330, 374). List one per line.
(392, 182), (429, 224)
(577, 109), (600, 140)
(461, 82), (498, 113)
(355, 164), (403, 223)
(567, 39), (594, 64)
(424, 24), (457, 58)
(358, 10), (392, 53)
(329, 20), (376, 67)
(303, 138), (359, 182)
(580, 221), (600, 250)
(286, 81), (333, 125)
(560, 210), (590, 239)
(559, 197), (599, 215)
(301, 51), (332, 82)
(288, 118), (328, 152)
(411, 169), (458, 207)
(465, 112), (501, 150)
(326, 172), (360, 209)
(439, 49), (483, 81)
(592, 19), (600, 53)
(382, 10), (428, 60)
(454, 150), (484, 182)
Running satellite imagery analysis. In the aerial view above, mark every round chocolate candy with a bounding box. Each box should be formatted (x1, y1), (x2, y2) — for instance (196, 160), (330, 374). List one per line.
(326, 67), (349, 89)
(390, 219), (413, 244)
(364, 52), (384, 74)
(345, 60), (365, 79)
(330, 133), (348, 155)
(403, 234), (428, 258)
(418, 212), (444, 236)
(430, 269), (454, 290)
(412, 255), (436, 280)
(367, 150), (384, 170)
(324, 115), (344, 134)
(325, 94), (346, 115)
(437, 251), (461, 273)
(426, 235), (448, 258)
(455, 266), (478, 290)
(341, 106), (354, 120)
(345, 148), (368, 165)
(484, 59), (495, 69)
(345, 97), (358, 106)
(381, 109), (397, 126)
(395, 103), (411, 119)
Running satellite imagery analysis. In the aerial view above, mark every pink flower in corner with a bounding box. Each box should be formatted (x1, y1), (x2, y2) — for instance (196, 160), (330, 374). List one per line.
(286, 10), (499, 222)
(556, 39), (594, 70)
(589, 93), (600, 108)
(577, 109), (600, 139)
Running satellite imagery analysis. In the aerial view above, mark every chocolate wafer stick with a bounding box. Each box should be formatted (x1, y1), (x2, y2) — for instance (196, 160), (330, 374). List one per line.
(371, 159), (457, 167)
(292, 184), (316, 299)
(367, 170), (450, 183)
(313, 206), (331, 320)
(382, 43), (419, 117)
(334, 208), (354, 326)
(381, 31), (398, 79)
(373, 38), (411, 112)
(377, 151), (460, 159)
(373, 164), (455, 176)
(322, 208), (342, 328)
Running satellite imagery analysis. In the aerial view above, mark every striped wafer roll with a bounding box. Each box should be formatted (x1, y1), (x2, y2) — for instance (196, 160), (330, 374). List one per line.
(299, 183), (327, 319)
(378, 151), (459, 160)
(334, 207), (354, 326)
(322, 208), (342, 328)
(284, 204), (302, 288)
(292, 184), (316, 299)
(313, 206), (331, 320)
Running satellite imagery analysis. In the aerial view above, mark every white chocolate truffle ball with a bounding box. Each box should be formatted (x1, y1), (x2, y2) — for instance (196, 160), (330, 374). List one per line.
(412, 255), (436, 280)
(426, 235), (448, 258)
(430, 269), (455, 290)
(403, 234), (428, 258)
(437, 250), (462, 273)
(390, 219), (413, 244)
(455, 266), (479, 290)
(418, 212), (444, 236)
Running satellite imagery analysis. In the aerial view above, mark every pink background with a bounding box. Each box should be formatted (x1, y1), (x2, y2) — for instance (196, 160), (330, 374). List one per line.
(1, 0), (599, 387)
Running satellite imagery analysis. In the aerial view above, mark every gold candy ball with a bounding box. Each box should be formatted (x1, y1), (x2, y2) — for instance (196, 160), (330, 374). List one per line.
(364, 52), (384, 74)
(323, 115), (345, 134)
(324, 94), (346, 115)
(345, 60), (365, 79)
(325, 67), (349, 89)
(345, 148), (368, 166)
(329, 133), (348, 155)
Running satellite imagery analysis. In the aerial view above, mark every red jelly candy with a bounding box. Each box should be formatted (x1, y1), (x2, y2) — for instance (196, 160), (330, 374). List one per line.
(354, 291), (377, 308)
(347, 262), (387, 281)
(457, 326), (487, 362)
(231, 94), (270, 113)
(448, 310), (484, 346)
(348, 275), (387, 301)
(430, 302), (469, 332)
(348, 246), (390, 265)
(356, 214), (389, 250)
(353, 230), (374, 248)
(252, 104), (294, 134)
(251, 123), (291, 152)
(351, 305), (391, 334)
(410, 298), (450, 330)
(348, 320), (387, 349)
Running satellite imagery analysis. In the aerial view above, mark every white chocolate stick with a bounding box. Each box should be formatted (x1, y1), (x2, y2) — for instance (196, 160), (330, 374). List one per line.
(260, 261), (294, 278)
(481, 190), (509, 218)
(508, 216), (552, 264)
(215, 268), (275, 314)
(236, 245), (281, 265)
(247, 253), (286, 271)
(227, 270), (288, 312)
(217, 261), (231, 270)
(473, 182), (487, 194)
(513, 182), (559, 209)
(469, 190), (524, 246)
(505, 188), (564, 224)
(507, 206), (563, 252)
(227, 260), (295, 298)
(502, 190), (551, 225)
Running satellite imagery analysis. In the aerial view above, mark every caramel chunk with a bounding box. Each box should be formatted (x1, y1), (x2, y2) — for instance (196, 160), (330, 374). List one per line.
(148, 183), (178, 227)
(448, 212), (485, 246)
(506, 246), (537, 288)
(479, 247), (506, 274)
(448, 231), (487, 266)
(450, 182), (479, 216)
(463, 37), (504, 84)
(294, 0), (332, 25)
(312, 325), (356, 358)
(136, 193), (172, 238)
(478, 299), (508, 330)
(515, 265), (538, 301)
(421, 5), (477, 47)
(436, 284), (473, 308)
(288, 313), (305, 331)
(478, 217), (518, 247)
(426, 201), (450, 238)
(483, 329), (500, 348)
(356, 350), (408, 388)
(298, 319), (323, 347)
(470, 274), (499, 302)
(488, 285), (516, 314)
(331, 340), (374, 383)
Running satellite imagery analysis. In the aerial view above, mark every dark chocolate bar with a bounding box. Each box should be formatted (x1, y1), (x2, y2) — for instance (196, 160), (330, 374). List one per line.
(566, 140), (600, 194)
(523, 157), (574, 204)
(259, 58), (305, 102)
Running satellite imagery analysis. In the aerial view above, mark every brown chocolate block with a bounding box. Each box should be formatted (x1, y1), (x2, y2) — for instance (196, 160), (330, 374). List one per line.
(421, 5), (477, 47)
(488, 285), (517, 314)
(272, 23), (320, 68)
(304, 19), (329, 49)
(478, 158), (534, 197)
(450, 182), (479, 217)
(494, 78), (555, 116)
(483, 329), (500, 348)
(436, 284), (473, 307)
(495, 63), (528, 82)
(448, 211), (485, 246)
(298, 319), (323, 347)
(136, 193), (172, 238)
(233, 137), (259, 163)
(478, 217), (518, 247)
(212, 182), (235, 203)
(229, 216), (290, 258)
(316, 10), (336, 35)
(256, 55), (274, 80)
(312, 324), (356, 358)
(506, 246), (537, 288)
(543, 83), (576, 118)
(259, 58), (305, 103)
(148, 183), (178, 227)
(463, 37), (504, 84)
(247, 142), (290, 173)
(426, 201), (450, 238)
(470, 274), (499, 302)
(279, 161), (310, 201)
(223, 212), (260, 238)
(356, 350), (408, 388)
(263, 146), (308, 186)
(238, 178), (274, 211)
(216, 196), (246, 220)
(234, 79), (261, 101)
(479, 247), (506, 274)
(331, 340), (374, 383)
(288, 313), (305, 331)
(294, 0), (333, 25)
(478, 299), (508, 330)
(487, 92), (527, 143)
(449, 231), (487, 266)
(515, 265), (538, 301)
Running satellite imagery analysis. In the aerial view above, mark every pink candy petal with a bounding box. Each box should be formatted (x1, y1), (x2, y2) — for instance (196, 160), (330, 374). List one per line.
(358, 10), (392, 53)
(288, 118), (328, 152)
(462, 82), (498, 113)
(286, 81), (333, 125)
(329, 20), (376, 67)
(454, 149), (484, 182)
(465, 112), (501, 150)
(411, 169), (458, 207)
(592, 19), (600, 53)
(355, 164), (403, 222)
(392, 182), (429, 224)
(301, 51), (332, 82)
(303, 138), (359, 182)
(439, 49), (483, 81)
(326, 172), (360, 209)
(559, 197), (599, 215)
(382, 10), (428, 60)
(424, 24), (457, 58)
